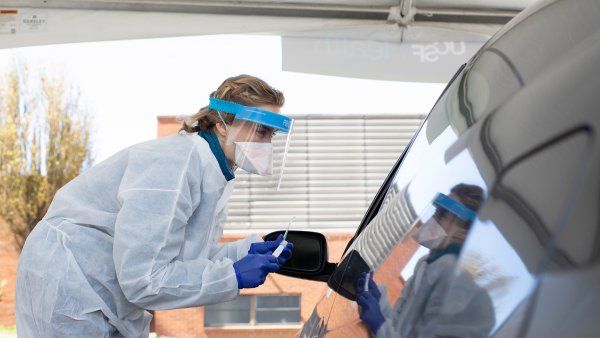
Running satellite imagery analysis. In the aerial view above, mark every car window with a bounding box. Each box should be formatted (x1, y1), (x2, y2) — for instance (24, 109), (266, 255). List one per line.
(516, 131), (599, 338)
(493, 129), (592, 269)
(326, 116), (592, 338)
(341, 127), (494, 333)
(425, 48), (523, 143)
(349, 48), (524, 249)
(325, 54), (592, 337)
(441, 128), (593, 337)
(325, 68), (495, 333)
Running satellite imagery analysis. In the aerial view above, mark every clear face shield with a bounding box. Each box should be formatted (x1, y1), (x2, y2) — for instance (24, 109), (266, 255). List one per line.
(209, 97), (294, 190)
(411, 193), (477, 250)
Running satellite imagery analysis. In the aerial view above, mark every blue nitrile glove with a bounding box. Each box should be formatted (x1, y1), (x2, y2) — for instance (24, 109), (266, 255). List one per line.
(275, 242), (294, 265)
(249, 235), (284, 255)
(357, 272), (382, 301)
(233, 254), (280, 289)
(357, 292), (386, 334)
(249, 234), (294, 265)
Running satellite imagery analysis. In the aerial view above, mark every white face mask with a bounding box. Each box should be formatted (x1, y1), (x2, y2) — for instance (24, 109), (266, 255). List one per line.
(412, 217), (448, 249)
(234, 142), (273, 176)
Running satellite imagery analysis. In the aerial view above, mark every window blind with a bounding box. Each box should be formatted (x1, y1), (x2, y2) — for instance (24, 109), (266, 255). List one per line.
(226, 114), (424, 231)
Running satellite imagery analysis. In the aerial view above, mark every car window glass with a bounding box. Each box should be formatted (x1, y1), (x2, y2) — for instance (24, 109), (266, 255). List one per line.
(349, 129), (487, 270)
(439, 129), (592, 337)
(328, 61), (591, 337)
(497, 130), (592, 268)
(519, 246), (600, 338)
(335, 128), (592, 337)
(441, 217), (536, 336)
(335, 123), (496, 336)
(326, 69), (497, 331)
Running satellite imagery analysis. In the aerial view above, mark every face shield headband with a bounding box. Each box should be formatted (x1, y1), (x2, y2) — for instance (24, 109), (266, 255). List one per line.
(432, 193), (477, 222)
(208, 97), (292, 133)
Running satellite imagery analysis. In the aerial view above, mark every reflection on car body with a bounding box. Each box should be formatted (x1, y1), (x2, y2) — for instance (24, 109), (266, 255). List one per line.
(289, 0), (600, 337)
(352, 185), (496, 338)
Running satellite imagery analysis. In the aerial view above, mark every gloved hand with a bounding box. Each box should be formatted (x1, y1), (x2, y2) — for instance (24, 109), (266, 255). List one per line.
(357, 293), (386, 334)
(233, 254), (280, 289)
(248, 234), (284, 254)
(356, 272), (385, 334)
(275, 242), (293, 265)
(357, 272), (381, 301)
(249, 235), (294, 265)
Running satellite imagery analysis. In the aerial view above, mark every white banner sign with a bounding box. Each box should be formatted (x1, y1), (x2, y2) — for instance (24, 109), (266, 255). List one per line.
(283, 37), (483, 83)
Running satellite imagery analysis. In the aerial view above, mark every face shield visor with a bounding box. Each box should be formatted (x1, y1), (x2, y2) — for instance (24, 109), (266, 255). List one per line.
(411, 193), (477, 250)
(208, 97), (294, 190)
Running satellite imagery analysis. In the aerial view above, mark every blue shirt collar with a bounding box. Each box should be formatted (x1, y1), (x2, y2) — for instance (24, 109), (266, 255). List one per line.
(197, 130), (235, 181)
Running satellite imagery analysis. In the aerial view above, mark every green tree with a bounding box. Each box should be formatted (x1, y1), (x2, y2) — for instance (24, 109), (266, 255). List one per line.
(0, 60), (93, 251)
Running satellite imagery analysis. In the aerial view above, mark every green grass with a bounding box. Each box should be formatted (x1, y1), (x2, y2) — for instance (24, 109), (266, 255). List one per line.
(0, 325), (16, 333)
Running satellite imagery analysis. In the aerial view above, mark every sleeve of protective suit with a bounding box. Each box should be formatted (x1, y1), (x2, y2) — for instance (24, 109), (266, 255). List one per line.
(209, 234), (263, 262)
(377, 284), (394, 318)
(207, 205), (263, 262)
(113, 142), (240, 310)
(375, 264), (419, 338)
(375, 321), (399, 338)
(404, 256), (495, 338)
(375, 284), (403, 338)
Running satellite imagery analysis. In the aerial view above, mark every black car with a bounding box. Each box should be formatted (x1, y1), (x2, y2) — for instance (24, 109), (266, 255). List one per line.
(263, 0), (600, 337)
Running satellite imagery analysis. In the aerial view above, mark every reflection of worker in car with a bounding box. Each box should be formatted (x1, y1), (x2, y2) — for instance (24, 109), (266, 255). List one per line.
(356, 184), (495, 338)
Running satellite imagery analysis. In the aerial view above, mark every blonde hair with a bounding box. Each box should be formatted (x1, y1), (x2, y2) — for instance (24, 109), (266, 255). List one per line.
(180, 74), (285, 133)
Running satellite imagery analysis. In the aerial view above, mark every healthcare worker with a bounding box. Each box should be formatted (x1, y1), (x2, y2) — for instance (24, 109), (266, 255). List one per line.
(15, 75), (294, 337)
(356, 184), (495, 338)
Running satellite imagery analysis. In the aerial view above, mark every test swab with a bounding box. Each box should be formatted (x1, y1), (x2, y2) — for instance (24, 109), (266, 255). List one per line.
(273, 217), (295, 257)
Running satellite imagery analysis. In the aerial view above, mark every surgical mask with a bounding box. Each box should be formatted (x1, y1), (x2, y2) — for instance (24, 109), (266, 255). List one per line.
(216, 110), (275, 176)
(234, 142), (273, 176)
(412, 217), (448, 249)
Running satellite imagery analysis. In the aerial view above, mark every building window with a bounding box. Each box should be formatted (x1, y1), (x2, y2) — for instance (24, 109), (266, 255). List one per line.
(204, 294), (301, 327)
(256, 295), (301, 324)
(204, 295), (250, 327)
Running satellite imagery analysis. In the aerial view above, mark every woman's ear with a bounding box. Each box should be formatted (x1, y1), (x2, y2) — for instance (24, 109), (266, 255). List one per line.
(214, 122), (228, 138)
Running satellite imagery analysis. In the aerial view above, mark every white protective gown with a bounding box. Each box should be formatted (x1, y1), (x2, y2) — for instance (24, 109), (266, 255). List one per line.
(15, 133), (262, 337)
(375, 254), (495, 338)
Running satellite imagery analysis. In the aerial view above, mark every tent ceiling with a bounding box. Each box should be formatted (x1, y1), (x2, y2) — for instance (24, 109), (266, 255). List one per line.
(0, 0), (536, 49)
(0, 0), (535, 81)
(1, 0), (535, 22)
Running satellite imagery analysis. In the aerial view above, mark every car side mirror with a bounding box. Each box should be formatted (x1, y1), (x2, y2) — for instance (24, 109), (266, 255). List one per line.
(327, 250), (369, 301)
(263, 230), (336, 282)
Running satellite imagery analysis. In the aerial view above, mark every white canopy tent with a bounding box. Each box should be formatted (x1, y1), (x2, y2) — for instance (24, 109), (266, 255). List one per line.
(0, 0), (536, 81)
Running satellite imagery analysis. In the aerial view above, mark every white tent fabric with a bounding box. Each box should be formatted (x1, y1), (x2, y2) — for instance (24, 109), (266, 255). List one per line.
(0, 0), (535, 48)
(0, 1), (534, 81)
(0, 8), (385, 49)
